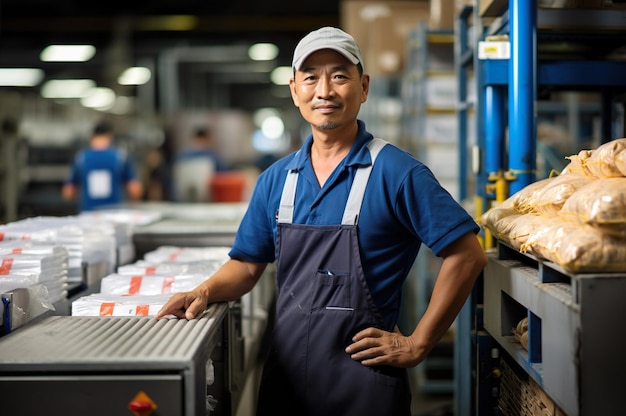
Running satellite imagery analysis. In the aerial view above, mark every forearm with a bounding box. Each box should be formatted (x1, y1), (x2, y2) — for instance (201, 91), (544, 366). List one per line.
(198, 258), (266, 304)
(410, 234), (486, 358)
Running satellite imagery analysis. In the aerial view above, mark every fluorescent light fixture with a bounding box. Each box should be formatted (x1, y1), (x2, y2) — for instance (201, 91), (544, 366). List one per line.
(41, 79), (96, 98)
(81, 87), (116, 110)
(0, 68), (44, 86)
(253, 108), (280, 128)
(270, 66), (292, 85)
(248, 43), (279, 61)
(40, 45), (96, 62)
(118, 67), (152, 85)
(261, 116), (285, 139)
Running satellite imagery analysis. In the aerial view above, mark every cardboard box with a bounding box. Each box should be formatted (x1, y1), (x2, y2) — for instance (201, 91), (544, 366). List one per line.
(341, 1), (430, 75)
(479, 0), (507, 17)
(429, 0), (455, 30)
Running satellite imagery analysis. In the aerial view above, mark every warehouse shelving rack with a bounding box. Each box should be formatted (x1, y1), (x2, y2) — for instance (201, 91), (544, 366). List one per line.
(456, 1), (626, 415)
(485, 243), (626, 415)
(401, 21), (462, 395)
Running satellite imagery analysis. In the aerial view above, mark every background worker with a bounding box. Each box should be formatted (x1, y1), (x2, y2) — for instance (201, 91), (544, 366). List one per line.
(173, 126), (227, 202)
(156, 26), (487, 415)
(62, 120), (143, 212)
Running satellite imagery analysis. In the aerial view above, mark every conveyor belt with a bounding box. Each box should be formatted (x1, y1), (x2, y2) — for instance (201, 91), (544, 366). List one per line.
(0, 304), (228, 416)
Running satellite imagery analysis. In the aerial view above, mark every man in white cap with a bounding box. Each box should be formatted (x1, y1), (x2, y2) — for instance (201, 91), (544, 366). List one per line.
(156, 26), (487, 415)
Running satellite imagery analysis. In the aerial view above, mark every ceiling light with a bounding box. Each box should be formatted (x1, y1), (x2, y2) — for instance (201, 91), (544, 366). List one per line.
(253, 108), (280, 128)
(80, 87), (116, 110)
(270, 66), (292, 85)
(41, 79), (96, 98)
(40, 45), (96, 62)
(0, 68), (44, 86)
(248, 43), (279, 61)
(118, 67), (152, 85)
(261, 116), (285, 140)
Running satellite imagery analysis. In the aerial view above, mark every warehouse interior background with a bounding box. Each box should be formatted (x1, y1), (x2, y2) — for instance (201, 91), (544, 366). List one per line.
(2, 2), (626, 415)
(2, 0), (625, 222)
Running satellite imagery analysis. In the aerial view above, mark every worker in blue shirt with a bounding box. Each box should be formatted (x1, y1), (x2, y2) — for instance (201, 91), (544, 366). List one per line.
(156, 26), (487, 415)
(62, 121), (143, 211)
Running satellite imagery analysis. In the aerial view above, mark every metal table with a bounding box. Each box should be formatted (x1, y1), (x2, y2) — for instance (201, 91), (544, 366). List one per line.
(0, 304), (228, 416)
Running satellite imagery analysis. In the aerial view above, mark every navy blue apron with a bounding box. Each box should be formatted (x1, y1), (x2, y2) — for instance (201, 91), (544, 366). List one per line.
(256, 139), (411, 416)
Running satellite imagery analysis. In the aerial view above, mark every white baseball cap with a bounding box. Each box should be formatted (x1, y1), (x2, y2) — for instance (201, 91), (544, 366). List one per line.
(292, 26), (364, 71)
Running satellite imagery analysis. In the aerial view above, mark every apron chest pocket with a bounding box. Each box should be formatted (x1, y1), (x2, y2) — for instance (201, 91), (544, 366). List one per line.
(311, 270), (352, 311)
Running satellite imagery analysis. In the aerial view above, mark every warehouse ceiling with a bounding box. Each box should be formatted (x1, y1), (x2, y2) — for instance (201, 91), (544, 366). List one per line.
(0, 0), (344, 112)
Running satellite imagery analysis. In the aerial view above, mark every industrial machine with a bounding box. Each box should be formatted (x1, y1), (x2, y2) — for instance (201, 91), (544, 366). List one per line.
(0, 304), (231, 416)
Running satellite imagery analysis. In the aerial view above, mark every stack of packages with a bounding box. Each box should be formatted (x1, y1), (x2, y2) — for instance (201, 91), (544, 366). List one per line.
(0, 240), (70, 323)
(0, 216), (118, 283)
(77, 209), (163, 257)
(71, 246), (230, 317)
(480, 138), (626, 273)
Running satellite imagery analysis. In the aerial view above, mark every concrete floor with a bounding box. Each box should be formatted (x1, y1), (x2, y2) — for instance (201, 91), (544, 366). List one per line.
(411, 390), (454, 416)
(232, 363), (455, 416)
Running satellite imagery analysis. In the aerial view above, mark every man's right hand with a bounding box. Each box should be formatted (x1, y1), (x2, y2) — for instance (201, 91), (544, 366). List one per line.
(154, 289), (208, 320)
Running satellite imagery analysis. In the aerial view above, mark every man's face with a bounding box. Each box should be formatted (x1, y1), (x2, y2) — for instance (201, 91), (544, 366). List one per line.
(289, 49), (369, 131)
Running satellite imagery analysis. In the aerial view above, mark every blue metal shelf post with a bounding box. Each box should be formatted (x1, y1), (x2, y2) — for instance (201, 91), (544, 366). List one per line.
(508, 0), (537, 194)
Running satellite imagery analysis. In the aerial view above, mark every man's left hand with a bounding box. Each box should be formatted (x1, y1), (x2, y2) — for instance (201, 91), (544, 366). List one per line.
(345, 326), (422, 368)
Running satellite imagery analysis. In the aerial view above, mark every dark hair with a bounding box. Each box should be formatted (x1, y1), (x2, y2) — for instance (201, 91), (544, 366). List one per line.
(93, 120), (114, 136)
(194, 127), (211, 138)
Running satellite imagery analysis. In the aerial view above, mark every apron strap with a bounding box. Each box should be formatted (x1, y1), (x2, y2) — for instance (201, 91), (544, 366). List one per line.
(277, 168), (298, 223)
(342, 138), (387, 225)
(277, 138), (388, 224)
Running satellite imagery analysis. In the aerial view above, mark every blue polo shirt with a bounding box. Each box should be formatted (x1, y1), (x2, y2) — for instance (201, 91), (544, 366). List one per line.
(230, 120), (479, 328)
(66, 148), (138, 212)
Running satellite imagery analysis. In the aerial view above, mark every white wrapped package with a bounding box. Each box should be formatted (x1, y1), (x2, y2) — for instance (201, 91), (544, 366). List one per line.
(0, 216), (116, 282)
(117, 259), (222, 277)
(0, 274), (38, 293)
(100, 273), (208, 295)
(143, 246), (230, 264)
(79, 208), (163, 227)
(71, 293), (172, 317)
(0, 253), (68, 283)
(0, 241), (69, 259)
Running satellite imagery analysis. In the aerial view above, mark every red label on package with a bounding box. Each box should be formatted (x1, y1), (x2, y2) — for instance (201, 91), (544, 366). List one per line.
(99, 303), (115, 316)
(128, 276), (143, 295)
(0, 258), (14, 274)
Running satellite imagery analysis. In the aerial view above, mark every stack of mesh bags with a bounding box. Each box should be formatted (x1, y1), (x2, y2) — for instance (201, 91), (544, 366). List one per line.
(71, 246), (230, 317)
(480, 138), (626, 273)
